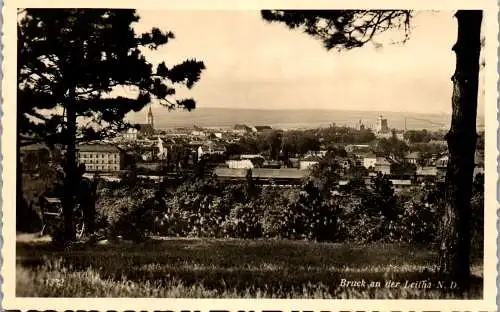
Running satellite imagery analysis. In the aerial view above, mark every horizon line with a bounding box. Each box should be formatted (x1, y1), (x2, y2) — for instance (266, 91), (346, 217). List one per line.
(145, 105), (487, 118)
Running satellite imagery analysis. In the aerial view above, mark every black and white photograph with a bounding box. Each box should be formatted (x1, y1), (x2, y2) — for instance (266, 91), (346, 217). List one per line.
(3, 2), (498, 310)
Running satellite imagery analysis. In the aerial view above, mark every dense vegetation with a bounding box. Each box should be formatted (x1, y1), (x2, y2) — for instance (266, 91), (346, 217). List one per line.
(96, 174), (482, 250)
(18, 148), (484, 252)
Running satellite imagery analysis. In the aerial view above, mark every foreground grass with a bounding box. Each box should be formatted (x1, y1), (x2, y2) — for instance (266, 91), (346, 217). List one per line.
(16, 237), (483, 298)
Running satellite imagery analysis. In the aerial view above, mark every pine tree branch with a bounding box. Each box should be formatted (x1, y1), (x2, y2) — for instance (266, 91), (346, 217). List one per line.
(25, 110), (53, 123)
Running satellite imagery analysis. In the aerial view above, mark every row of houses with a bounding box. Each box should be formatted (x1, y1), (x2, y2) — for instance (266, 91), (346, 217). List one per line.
(73, 142), (482, 191)
(22, 132), (484, 192)
(214, 145), (484, 192)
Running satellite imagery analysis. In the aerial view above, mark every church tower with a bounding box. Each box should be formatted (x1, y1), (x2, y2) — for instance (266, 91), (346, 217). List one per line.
(147, 105), (154, 128)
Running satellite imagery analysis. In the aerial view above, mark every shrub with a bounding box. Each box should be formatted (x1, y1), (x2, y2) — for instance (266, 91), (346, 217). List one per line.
(223, 202), (263, 239)
(302, 197), (338, 242)
(261, 188), (304, 239)
(339, 208), (388, 243)
(96, 184), (156, 241)
(90, 172), (484, 246)
(400, 197), (438, 243)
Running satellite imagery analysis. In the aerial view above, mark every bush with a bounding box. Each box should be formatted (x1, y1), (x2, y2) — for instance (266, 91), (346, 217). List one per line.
(400, 196), (438, 243)
(160, 194), (230, 238)
(336, 184), (440, 244)
(261, 189), (304, 239)
(339, 208), (391, 243)
(223, 202), (263, 239)
(96, 184), (156, 241)
(92, 172), (484, 246)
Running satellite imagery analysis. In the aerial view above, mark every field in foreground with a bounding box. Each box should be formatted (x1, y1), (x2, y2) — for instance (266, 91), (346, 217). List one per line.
(16, 237), (483, 298)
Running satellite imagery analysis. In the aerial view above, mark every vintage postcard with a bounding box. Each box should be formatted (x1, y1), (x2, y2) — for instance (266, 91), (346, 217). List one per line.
(2, 0), (498, 311)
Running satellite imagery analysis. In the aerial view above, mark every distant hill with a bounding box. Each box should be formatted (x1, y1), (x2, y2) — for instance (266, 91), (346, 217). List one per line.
(127, 107), (485, 131)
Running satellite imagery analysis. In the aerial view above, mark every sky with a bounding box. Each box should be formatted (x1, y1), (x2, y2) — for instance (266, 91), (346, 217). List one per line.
(129, 10), (485, 116)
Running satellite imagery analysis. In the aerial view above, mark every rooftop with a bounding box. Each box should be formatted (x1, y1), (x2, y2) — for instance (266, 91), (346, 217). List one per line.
(389, 179), (412, 186)
(360, 153), (377, 159)
(375, 157), (392, 166)
(416, 166), (438, 176)
(215, 168), (309, 180)
(302, 155), (323, 162)
(77, 144), (121, 153)
(254, 168), (309, 179)
(240, 154), (264, 159)
(405, 151), (421, 159)
(135, 124), (154, 133)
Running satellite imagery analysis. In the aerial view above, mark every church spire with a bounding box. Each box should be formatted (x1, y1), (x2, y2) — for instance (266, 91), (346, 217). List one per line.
(147, 105), (154, 128)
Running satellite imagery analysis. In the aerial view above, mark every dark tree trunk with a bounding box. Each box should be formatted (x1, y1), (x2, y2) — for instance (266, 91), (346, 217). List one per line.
(439, 10), (482, 289)
(63, 88), (77, 242)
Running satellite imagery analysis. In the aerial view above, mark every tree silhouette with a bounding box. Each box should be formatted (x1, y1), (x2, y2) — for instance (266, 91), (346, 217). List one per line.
(262, 9), (483, 289)
(18, 9), (205, 242)
(363, 172), (397, 221)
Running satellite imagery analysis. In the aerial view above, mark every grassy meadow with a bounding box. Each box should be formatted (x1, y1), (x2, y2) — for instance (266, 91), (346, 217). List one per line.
(16, 237), (483, 298)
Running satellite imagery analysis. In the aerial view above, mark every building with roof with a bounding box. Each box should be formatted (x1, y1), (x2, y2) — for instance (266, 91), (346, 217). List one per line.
(374, 157), (392, 175)
(122, 127), (139, 140)
(77, 143), (126, 172)
(123, 124), (155, 140)
(123, 106), (155, 140)
(345, 144), (371, 154)
(233, 124), (253, 135)
(263, 160), (282, 169)
(404, 151), (421, 164)
(416, 166), (438, 181)
(197, 144), (227, 161)
(240, 154), (264, 160)
(376, 115), (389, 134)
(304, 150), (328, 158)
(253, 168), (307, 180)
(434, 154), (448, 168)
(147, 105), (154, 128)
(431, 154), (449, 182)
(215, 168), (309, 185)
(191, 130), (206, 137)
(362, 153), (377, 169)
(389, 179), (413, 192)
(357, 120), (366, 131)
(226, 159), (254, 169)
(299, 155), (322, 170)
(137, 123), (155, 138)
